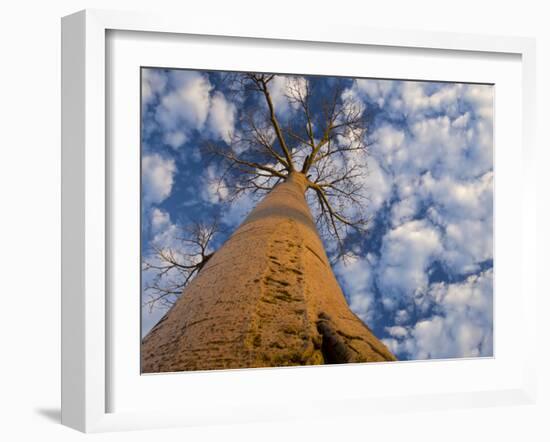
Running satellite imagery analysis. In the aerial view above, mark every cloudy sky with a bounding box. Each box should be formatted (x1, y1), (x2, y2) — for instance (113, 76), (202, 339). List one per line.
(141, 68), (494, 361)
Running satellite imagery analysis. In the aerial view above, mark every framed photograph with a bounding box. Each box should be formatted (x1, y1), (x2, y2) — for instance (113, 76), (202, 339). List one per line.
(61, 9), (537, 432)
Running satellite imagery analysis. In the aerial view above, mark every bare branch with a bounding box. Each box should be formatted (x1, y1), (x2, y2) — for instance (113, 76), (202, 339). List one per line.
(208, 144), (287, 179)
(142, 220), (219, 312)
(249, 74), (295, 171)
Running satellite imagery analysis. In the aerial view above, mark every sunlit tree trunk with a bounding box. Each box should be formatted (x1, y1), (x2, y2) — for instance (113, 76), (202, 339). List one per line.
(142, 172), (395, 372)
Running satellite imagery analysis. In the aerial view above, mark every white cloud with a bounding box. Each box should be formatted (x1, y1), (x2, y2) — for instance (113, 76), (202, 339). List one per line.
(452, 111), (470, 129)
(390, 196), (418, 227)
(142, 154), (176, 205)
(385, 325), (408, 339)
(383, 269), (493, 359)
(352, 80), (493, 126)
(372, 114), (484, 181)
(268, 75), (308, 118)
(345, 78), (494, 296)
(355, 79), (395, 108)
(371, 124), (406, 172)
(421, 171), (493, 217)
(464, 85), (494, 122)
(153, 71), (212, 149)
(420, 171), (493, 273)
(200, 164), (229, 204)
(400, 82), (459, 115)
(145, 70), (238, 150)
(377, 220), (443, 309)
(222, 191), (256, 228)
(142, 68), (167, 107)
(159, 71), (212, 129)
(335, 253), (378, 325)
(394, 309), (411, 325)
(163, 131), (188, 149)
(441, 219), (493, 274)
(363, 156), (392, 216)
(148, 207), (179, 249)
(268, 75), (288, 111)
(340, 86), (366, 120)
(151, 207), (170, 233)
(352, 80), (493, 183)
(207, 91), (236, 143)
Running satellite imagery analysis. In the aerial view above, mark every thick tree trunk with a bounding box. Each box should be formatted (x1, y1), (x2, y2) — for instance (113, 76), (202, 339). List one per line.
(142, 172), (396, 372)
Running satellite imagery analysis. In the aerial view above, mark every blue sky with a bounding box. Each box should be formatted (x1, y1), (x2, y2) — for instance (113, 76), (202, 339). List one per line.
(141, 68), (494, 361)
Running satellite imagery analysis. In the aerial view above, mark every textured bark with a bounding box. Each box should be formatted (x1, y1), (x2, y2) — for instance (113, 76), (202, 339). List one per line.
(141, 172), (396, 372)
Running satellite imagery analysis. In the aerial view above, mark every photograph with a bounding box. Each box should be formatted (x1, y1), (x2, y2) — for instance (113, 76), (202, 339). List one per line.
(0, 0), (544, 438)
(140, 68), (494, 373)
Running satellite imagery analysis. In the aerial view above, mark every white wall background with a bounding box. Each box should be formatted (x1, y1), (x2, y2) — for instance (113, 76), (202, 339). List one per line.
(0, 1), (547, 440)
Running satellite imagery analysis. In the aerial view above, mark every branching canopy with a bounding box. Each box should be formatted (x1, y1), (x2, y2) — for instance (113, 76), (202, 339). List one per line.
(208, 73), (371, 253)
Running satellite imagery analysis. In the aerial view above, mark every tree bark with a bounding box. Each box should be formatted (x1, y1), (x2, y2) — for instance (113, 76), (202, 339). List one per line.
(142, 172), (396, 372)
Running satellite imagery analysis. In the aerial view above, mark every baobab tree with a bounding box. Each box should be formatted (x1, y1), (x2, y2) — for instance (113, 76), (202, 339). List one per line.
(141, 72), (396, 372)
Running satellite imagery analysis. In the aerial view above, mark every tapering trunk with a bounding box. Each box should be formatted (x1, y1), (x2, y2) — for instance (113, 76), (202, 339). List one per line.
(142, 172), (396, 372)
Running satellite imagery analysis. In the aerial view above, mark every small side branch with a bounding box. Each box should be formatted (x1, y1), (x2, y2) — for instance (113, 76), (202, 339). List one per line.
(142, 221), (220, 312)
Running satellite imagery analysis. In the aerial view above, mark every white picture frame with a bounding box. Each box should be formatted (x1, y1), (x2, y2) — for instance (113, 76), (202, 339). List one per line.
(61, 9), (537, 433)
